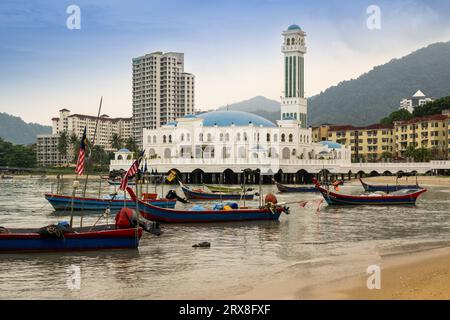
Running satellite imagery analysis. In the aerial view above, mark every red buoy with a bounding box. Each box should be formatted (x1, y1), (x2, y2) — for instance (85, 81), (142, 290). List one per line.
(265, 193), (278, 204)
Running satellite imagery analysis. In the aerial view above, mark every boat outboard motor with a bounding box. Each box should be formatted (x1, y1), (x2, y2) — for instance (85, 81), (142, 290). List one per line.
(165, 189), (189, 203)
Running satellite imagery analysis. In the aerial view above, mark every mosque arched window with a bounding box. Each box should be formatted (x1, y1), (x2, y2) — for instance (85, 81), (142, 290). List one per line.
(163, 135), (167, 143)
(266, 133), (270, 142)
(289, 134), (293, 142)
(281, 134), (286, 142)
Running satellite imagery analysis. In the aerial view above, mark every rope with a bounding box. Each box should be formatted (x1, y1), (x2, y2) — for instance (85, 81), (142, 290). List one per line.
(38, 225), (67, 240)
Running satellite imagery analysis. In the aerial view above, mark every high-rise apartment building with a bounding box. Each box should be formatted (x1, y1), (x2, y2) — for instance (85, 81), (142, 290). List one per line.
(37, 109), (132, 167)
(132, 51), (195, 147)
(327, 124), (395, 162)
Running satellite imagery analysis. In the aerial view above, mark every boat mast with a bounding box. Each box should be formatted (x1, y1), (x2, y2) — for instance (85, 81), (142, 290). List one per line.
(80, 96), (103, 230)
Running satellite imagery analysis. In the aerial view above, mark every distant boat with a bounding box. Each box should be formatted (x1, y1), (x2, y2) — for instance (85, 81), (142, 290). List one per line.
(1, 175), (13, 180)
(203, 184), (243, 193)
(272, 179), (318, 193)
(314, 179), (426, 206)
(359, 178), (421, 193)
(180, 182), (254, 201)
(45, 193), (176, 211)
(107, 179), (135, 186)
(0, 225), (142, 253)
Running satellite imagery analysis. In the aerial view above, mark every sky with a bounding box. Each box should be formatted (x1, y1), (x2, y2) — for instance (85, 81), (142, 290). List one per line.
(1, 0), (450, 125)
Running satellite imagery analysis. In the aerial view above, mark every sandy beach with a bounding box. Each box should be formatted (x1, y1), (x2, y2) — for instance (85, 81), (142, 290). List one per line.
(332, 246), (450, 299)
(220, 245), (450, 300)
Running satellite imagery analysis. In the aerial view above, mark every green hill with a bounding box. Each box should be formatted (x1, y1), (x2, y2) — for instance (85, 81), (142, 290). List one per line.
(0, 113), (51, 145)
(308, 42), (450, 126)
(216, 96), (280, 123)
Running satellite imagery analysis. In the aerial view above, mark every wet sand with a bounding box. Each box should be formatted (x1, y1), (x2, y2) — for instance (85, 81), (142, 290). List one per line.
(312, 246), (450, 299)
(219, 246), (450, 300)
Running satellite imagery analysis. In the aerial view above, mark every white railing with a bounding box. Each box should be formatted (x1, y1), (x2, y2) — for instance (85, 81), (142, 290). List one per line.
(110, 158), (450, 173)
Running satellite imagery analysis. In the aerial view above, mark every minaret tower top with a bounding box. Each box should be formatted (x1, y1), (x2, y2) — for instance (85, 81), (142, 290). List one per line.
(280, 24), (308, 128)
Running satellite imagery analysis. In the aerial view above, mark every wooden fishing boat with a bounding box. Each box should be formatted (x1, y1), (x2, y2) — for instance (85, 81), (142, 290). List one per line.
(107, 179), (135, 186)
(314, 180), (427, 206)
(0, 225), (142, 253)
(203, 184), (243, 193)
(1, 175), (14, 180)
(125, 187), (283, 223)
(273, 179), (318, 193)
(136, 201), (283, 223)
(45, 193), (176, 211)
(180, 183), (254, 201)
(359, 178), (420, 193)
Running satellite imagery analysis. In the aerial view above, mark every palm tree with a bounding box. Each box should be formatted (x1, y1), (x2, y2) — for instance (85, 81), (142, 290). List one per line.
(404, 145), (416, 161)
(91, 145), (108, 165)
(57, 130), (69, 165)
(69, 132), (79, 163)
(125, 137), (139, 157)
(380, 151), (393, 161)
(110, 133), (123, 150)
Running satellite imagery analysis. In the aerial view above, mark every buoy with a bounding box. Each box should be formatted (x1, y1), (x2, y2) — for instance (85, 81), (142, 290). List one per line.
(265, 193), (278, 204)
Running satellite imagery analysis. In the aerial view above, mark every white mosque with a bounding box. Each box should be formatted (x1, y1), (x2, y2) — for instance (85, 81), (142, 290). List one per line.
(111, 25), (352, 184)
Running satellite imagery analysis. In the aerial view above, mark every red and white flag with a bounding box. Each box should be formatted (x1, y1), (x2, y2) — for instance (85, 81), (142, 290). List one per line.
(75, 127), (87, 175)
(119, 151), (144, 190)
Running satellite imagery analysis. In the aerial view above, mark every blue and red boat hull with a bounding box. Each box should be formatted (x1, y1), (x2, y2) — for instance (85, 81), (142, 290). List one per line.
(137, 201), (281, 223)
(0, 227), (142, 253)
(316, 184), (427, 206)
(359, 178), (420, 192)
(45, 194), (176, 211)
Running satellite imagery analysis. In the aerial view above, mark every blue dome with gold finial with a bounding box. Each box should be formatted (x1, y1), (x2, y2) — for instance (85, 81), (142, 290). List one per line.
(288, 24), (301, 30)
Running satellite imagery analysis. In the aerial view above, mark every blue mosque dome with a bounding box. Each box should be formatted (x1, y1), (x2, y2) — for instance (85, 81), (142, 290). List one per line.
(320, 141), (342, 149)
(197, 111), (276, 127)
(287, 24), (301, 31)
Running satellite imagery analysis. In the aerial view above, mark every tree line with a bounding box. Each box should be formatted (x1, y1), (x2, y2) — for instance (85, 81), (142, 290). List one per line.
(380, 94), (450, 126)
(377, 94), (450, 162)
(0, 138), (36, 168)
(57, 131), (139, 167)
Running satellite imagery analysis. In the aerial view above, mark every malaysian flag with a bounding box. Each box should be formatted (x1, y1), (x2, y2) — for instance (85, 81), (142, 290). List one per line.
(75, 127), (87, 175)
(119, 151), (145, 190)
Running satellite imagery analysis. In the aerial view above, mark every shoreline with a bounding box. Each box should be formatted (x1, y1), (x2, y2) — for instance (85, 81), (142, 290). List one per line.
(3, 174), (450, 186)
(216, 244), (450, 300)
(349, 176), (450, 187)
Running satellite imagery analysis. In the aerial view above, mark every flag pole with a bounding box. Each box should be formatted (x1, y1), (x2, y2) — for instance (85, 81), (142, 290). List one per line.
(80, 96), (103, 230)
